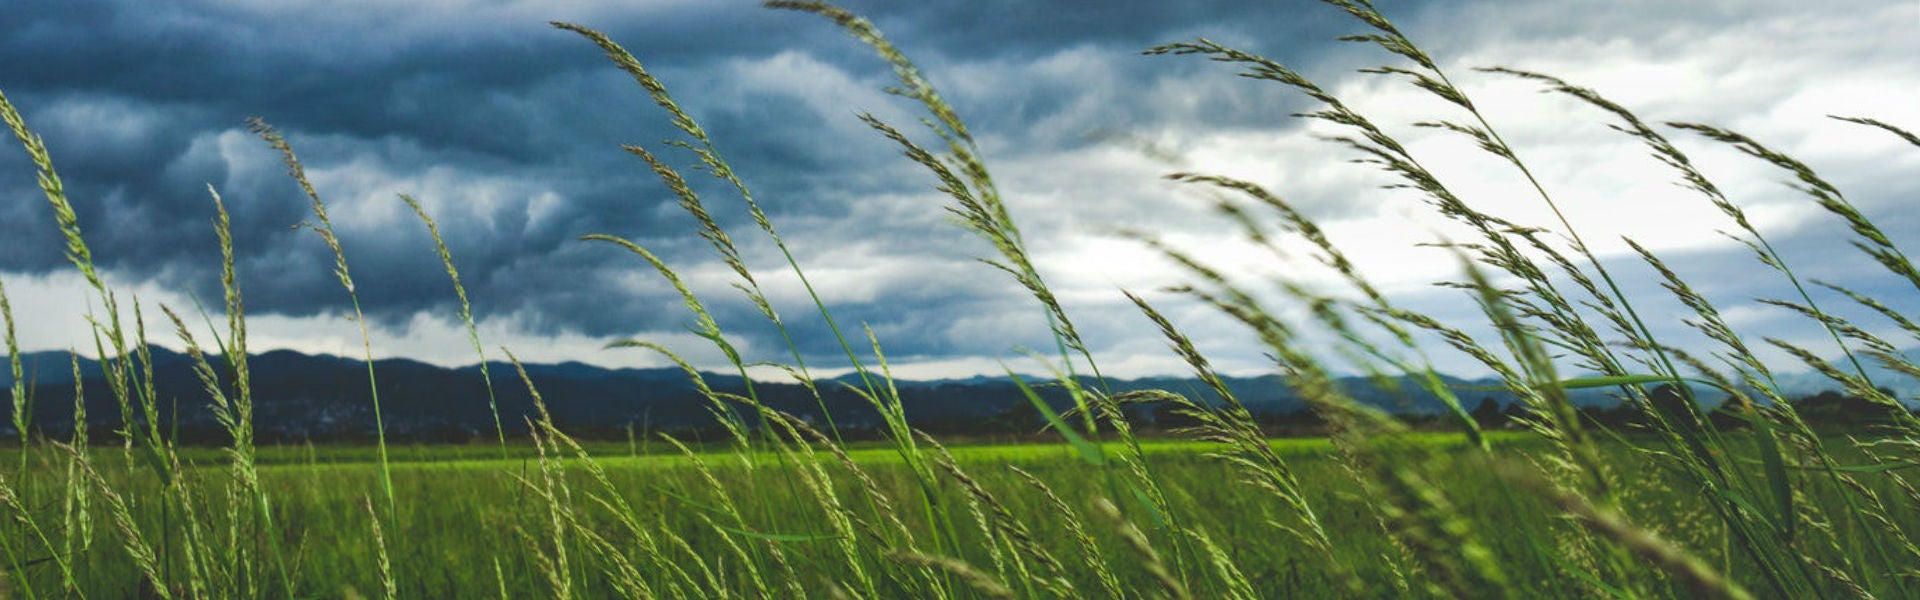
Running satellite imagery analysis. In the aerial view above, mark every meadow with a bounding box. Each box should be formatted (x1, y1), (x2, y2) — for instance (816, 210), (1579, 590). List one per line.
(9, 433), (1898, 598)
(4, 1), (1920, 598)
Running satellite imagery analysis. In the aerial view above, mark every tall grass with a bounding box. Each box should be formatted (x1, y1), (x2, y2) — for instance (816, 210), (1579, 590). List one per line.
(1, 0), (1917, 597)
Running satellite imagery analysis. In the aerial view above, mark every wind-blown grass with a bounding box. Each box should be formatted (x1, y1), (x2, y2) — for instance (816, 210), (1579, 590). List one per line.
(1, 0), (1918, 598)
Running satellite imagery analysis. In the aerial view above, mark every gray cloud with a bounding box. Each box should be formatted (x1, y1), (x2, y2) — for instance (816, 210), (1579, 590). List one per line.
(1, 0), (1914, 377)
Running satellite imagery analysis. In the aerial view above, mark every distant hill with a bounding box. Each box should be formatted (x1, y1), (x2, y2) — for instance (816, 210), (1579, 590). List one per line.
(1764, 348), (1920, 401)
(0, 347), (1900, 442)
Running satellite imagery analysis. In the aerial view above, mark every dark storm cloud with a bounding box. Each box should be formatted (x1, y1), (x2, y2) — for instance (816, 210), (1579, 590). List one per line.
(836, 0), (1358, 60)
(0, 0), (1371, 364)
(5, 0), (1908, 376)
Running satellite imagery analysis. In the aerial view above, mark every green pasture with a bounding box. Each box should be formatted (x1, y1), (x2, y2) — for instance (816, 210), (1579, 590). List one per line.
(15, 432), (1892, 598)
(5, 0), (1920, 597)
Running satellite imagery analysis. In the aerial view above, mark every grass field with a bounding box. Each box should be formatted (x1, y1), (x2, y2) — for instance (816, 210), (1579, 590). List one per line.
(5, 0), (1920, 598)
(14, 432), (1899, 598)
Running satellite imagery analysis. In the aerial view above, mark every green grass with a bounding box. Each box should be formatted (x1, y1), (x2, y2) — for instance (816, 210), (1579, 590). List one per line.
(16, 434), (1894, 598)
(2, 431), (1517, 470)
(4, 0), (1920, 598)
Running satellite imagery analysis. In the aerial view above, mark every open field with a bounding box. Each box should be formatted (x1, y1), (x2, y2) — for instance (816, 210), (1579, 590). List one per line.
(4, 0), (1920, 598)
(9, 432), (1912, 598)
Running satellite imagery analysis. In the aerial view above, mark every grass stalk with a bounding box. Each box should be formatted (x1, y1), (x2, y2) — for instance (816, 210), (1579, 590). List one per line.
(401, 194), (509, 459)
(246, 119), (399, 534)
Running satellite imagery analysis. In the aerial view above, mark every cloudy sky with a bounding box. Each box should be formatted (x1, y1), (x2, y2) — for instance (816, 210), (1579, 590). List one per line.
(1, 0), (1916, 380)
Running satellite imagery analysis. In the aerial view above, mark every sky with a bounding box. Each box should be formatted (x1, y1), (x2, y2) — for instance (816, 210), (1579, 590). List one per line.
(0, 0), (1916, 381)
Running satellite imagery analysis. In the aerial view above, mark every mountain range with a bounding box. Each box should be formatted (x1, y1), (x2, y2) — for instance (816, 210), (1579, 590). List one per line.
(0, 347), (1904, 442)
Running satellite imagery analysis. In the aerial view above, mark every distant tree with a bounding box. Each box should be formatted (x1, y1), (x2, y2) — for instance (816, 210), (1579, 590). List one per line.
(1793, 389), (1905, 428)
(1152, 402), (1206, 430)
(1500, 401), (1533, 426)
(1707, 398), (1754, 431)
(1645, 384), (1705, 433)
(1257, 409), (1327, 436)
(1469, 397), (1505, 428)
(1576, 405), (1613, 429)
(983, 399), (1042, 433)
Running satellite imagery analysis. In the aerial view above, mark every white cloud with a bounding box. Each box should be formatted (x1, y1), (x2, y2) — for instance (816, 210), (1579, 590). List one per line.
(859, 0), (1920, 377)
(32, 95), (179, 160)
(0, 269), (734, 370)
(715, 50), (924, 148)
(9, 0), (1915, 382)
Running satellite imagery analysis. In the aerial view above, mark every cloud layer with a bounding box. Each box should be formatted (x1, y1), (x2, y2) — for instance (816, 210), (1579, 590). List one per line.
(1, 0), (1915, 377)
